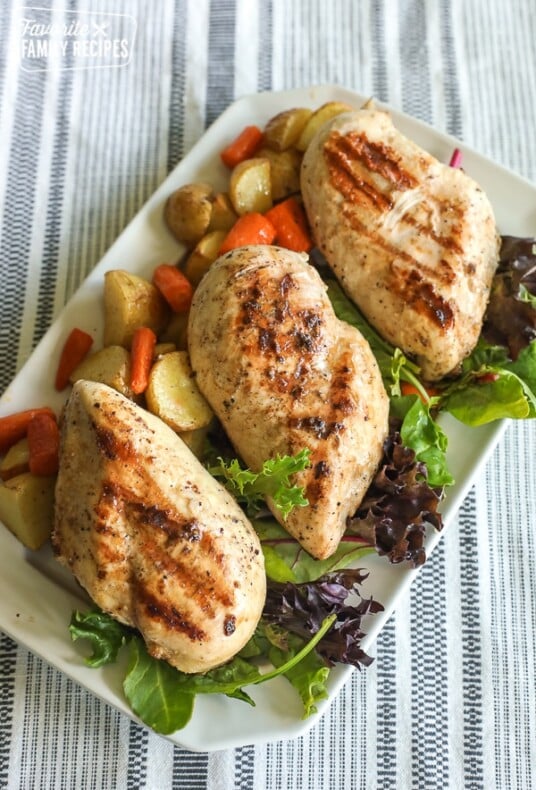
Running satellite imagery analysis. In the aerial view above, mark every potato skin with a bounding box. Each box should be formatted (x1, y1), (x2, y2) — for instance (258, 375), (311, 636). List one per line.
(0, 472), (55, 550)
(103, 270), (170, 349)
(164, 183), (213, 246)
(263, 107), (313, 151)
(69, 345), (134, 398)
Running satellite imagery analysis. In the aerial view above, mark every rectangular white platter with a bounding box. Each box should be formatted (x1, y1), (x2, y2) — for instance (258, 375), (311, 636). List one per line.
(1, 84), (535, 752)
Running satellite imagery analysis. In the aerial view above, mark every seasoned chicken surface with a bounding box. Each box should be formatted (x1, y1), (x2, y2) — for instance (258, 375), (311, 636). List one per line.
(301, 107), (500, 381)
(52, 380), (265, 674)
(188, 245), (389, 560)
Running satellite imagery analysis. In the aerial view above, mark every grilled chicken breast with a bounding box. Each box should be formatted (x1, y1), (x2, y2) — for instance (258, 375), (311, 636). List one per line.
(301, 107), (500, 381)
(188, 245), (389, 560)
(52, 380), (265, 674)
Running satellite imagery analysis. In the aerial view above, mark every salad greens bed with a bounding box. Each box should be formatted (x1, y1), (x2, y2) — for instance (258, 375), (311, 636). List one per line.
(72, 236), (536, 735)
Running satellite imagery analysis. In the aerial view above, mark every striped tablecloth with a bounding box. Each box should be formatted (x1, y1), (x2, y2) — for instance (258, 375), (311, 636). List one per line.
(1, 1), (535, 788)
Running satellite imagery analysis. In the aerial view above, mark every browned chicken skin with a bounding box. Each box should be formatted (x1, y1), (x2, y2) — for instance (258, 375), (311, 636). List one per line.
(52, 380), (266, 674)
(301, 107), (500, 381)
(188, 245), (389, 560)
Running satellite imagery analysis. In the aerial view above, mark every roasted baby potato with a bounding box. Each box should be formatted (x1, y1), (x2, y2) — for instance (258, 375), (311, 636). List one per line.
(183, 230), (227, 286)
(229, 157), (272, 215)
(164, 183), (213, 246)
(103, 270), (169, 348)
(263, 107), (313, 151)
(0, 438), (29, 481)
(207, 192), (238, 233)
(0, 472), (55, 550)
(295, 101), (354, 151)
(145, 350), (214, 432)
(257, 147), (302, 201)
(69, 345), (134, 397)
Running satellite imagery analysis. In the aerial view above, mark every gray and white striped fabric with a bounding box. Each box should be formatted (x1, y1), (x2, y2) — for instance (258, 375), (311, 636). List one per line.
(1, 1), (535, 788)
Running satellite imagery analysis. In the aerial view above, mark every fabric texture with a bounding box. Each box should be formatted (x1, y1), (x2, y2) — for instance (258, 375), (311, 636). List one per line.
(1, 1), (535, 788)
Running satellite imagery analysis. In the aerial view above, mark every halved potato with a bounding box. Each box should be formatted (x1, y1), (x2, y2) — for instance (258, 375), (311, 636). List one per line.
(0, 472), (55, 550)
(263, 107), (313, 151)
(103, 270), (169, 348)
(164, 183), (213, 246)
(69, 345), (133, 398)
(229, 157), (272, 215)
(208, 192), (238, 233)
(183, 230), (227, 286)
(0, 438), (30, 481)
(295, 101), (354, 151)
(257, 147), (302, 201)
(146, 350), (214, 432)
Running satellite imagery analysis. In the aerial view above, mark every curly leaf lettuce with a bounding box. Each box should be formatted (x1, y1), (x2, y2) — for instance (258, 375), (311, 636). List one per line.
(209, 449), (311, 519)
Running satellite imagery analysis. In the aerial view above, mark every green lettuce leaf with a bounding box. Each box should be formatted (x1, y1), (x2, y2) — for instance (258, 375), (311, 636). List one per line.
(254, 517), (373, 583)
(71, 608), (336, 735)
(208, 449), (311, 519)
(439, 339), (536, 425)
(124, 638), (196, 733)
(70, 609), (130, 667)
(266, 634), (330, 717)
(390, 396), (454, 487)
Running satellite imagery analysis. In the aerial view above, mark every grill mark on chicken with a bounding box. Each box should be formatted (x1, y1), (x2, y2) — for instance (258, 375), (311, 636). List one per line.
(236, 273), (359, 456)
(135, 584), (207, 642)
(96, 479), (236, 615)
(324, 131), (464, 261)
(340, 207), (455, 328)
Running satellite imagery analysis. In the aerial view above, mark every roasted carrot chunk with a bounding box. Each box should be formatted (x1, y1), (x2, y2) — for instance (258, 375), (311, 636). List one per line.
(265, 197), (313, 253)
(153, 264), (194, 313)
(130, 327), (157, 395)
(0, 407), (56, 455)
(219, 213), (276, 255)
(27, 412), (60, 476)
(220, 125), (264, 168)
(55, 327), (94, 391)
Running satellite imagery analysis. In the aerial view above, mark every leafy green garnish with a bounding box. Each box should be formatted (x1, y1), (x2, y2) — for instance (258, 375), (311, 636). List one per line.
(70, 608), (336, 734)
(390, 396), (454, 487)
(124, 640), (196, 732)
(70, 609), (130, 667)
(209, 449), (311, 519)
(253, 517), (373, 583)
(439, 339), (536, 425)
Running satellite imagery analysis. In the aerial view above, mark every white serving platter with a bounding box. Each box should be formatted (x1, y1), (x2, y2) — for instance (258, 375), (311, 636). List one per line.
(1, 84), (534, 752)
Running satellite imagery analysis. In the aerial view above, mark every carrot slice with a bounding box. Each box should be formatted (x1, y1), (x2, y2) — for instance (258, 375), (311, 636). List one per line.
(0, 407), (56, 454)
(219, 213), (276, 255)
(264, 197), (313, 253)
(27, 412), (60, 476)
(220, 125), (264, 168)
(153, 264), (194, 313)
(400, 381), (440, 402)
(55, 328), (94, 391)
(130, 327), (157, 395)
